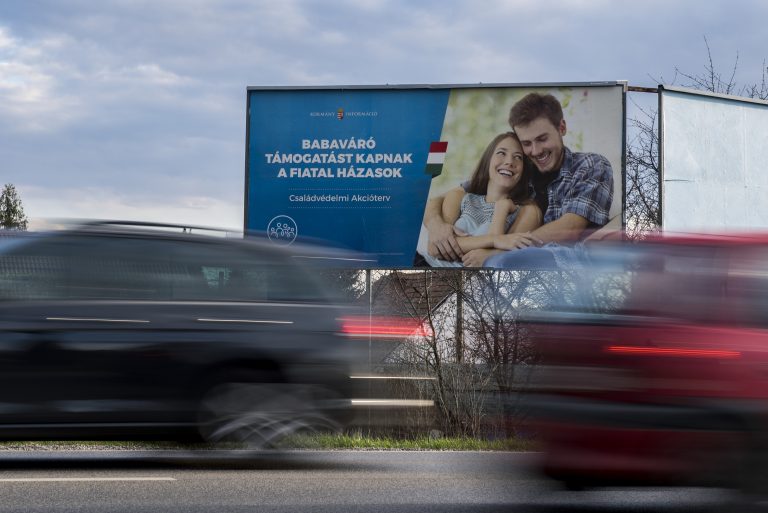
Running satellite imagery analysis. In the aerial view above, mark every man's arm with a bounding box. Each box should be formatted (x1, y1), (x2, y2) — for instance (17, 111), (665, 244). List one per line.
(494, 211), (589, 250)
(423, 187), (465, 261)
(529, 212), (590, 244)
(526, 152), (613, 245)
(491, 210), (589, 250)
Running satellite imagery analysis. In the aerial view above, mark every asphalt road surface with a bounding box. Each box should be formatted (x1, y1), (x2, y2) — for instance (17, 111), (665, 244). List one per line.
(0, 450), (757, 512)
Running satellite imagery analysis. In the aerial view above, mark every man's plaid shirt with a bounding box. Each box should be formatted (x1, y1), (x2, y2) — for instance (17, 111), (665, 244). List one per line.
(541, 147), (613, 226)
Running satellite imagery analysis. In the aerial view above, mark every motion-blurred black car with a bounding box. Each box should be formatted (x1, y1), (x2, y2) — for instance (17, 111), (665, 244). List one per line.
(0, 221), (366, 447)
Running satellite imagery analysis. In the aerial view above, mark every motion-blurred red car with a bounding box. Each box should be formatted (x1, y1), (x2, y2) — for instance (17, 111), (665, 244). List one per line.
(525, 232), (768, 492)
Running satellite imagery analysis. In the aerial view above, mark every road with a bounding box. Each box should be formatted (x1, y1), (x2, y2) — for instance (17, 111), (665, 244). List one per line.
(0, 450), (753, 512)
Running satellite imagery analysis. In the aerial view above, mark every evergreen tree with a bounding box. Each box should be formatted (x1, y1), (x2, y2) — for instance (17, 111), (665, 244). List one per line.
(0, 183), (29, 230)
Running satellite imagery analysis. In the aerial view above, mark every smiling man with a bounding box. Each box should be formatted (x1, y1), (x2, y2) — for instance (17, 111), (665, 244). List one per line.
(423, 92), (613, 269)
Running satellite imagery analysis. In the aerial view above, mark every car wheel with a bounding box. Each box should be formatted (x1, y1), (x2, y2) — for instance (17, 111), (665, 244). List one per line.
(561, 478), (588, 492)
(197, 374), (342, 449)
(735, 429), (768, 505)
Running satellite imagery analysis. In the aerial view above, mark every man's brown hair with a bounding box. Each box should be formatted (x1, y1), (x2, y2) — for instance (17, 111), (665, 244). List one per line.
(509, 93), (563, 129)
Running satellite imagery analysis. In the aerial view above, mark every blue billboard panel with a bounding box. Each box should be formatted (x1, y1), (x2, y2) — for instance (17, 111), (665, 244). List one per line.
(246, 88), (449, 267)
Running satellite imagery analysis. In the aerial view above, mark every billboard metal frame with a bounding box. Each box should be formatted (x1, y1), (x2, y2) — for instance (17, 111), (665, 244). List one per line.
(658, 84), (768, 230)
(244, 81), (627, 268)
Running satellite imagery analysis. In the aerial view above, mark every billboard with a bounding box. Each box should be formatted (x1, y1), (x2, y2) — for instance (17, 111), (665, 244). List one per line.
(660, 86), (768, 231)
(245, 83), (625, 268)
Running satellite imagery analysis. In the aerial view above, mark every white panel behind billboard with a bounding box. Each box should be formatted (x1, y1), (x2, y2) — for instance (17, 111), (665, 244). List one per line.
(661, 86), (768, 231)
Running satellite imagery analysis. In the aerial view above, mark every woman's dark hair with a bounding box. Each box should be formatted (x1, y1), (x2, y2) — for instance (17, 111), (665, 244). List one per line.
(465, 132), (532, 204)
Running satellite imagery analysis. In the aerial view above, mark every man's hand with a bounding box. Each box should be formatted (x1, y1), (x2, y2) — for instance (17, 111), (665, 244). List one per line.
(462, 248), (500, 268)
(493, 232), (542, 251)
(427, 221), (465, 261)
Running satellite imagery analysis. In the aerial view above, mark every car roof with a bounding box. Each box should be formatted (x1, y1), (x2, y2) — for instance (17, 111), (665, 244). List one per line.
(10, 220), (373, 268)
(639, 231), (768, 248)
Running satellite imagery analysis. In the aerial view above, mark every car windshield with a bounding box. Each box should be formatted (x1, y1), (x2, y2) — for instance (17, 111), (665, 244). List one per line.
(546, 241), (740, 325)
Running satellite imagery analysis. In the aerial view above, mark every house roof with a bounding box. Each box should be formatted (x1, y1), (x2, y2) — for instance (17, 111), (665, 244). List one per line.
(368, 270), (458, 319)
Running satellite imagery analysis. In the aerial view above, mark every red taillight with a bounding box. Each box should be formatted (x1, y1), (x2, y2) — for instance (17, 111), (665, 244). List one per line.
(339, 316), (433, 338)
(605, 345), (741, 359)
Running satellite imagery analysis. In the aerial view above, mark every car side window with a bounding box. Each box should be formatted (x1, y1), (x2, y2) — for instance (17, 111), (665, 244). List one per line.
(0, 238), (69, 299)
(618, 245), (728, 323)
(0, 234), (204, 301)
(724, 248), (768, 328)
(171, 242), (322, 302)
(61, 236), (181, 300)
(0, 234), (327, 303)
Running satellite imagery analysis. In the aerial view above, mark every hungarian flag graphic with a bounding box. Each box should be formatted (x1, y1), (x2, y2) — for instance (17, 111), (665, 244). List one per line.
(425, 141), (448, 177)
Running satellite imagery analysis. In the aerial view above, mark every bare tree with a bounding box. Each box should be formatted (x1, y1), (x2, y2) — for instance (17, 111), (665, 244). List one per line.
(675, 36), (768, 100)
(371, 268), (586, 438)
(625, 102), (660, 239)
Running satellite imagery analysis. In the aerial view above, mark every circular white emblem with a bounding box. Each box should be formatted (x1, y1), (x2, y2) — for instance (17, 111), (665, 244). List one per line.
(267, 215), (298, 245)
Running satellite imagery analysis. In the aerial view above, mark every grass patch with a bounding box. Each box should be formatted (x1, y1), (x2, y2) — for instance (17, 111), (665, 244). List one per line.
(275, 433), (535, 451)
(0, 435), (535, 452)
(0, 440), (218, 451)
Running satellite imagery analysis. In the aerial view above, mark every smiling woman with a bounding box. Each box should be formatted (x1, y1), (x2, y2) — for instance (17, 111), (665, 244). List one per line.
(416, 132), (542, 267)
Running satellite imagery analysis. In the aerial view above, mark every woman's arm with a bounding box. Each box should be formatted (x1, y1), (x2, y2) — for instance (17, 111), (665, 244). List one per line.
(492, 203), (546, 251)
(423, 187), (466, 260)
(441, 188), (465, 225)
(507, 203), (543, 233)
(424, 188), (466, 260)
(452, 202), (544, 253)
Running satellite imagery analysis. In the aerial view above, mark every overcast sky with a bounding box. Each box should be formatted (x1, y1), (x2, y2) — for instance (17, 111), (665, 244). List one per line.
(2, 0), (766, 230)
